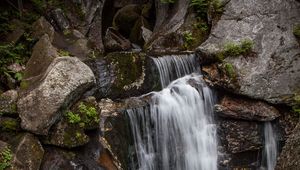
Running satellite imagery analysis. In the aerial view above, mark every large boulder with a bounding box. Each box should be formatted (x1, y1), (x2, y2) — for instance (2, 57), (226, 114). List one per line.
(215, 95), (280, 121)
(197, 0), (300, 105)
(18, 57), (95, 135)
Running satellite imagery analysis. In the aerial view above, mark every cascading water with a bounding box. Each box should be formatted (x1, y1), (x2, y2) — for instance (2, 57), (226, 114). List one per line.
(261, 122), (278, 170)
(151, 54), (198, 87)
(127, 54), (218, 170)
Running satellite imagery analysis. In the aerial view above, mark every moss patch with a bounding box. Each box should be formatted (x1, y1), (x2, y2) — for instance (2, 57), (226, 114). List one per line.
(0, 118), (19, 131)
(217, 39), (254, 61)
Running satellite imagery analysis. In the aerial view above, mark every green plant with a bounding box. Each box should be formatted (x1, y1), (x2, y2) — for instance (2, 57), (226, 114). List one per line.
(292, 95), (300, 114)
(224, 63), (236, 79)
(65, 111), (81, 124)
(0, 147), (12, 170)
(78, 103), (100, 124)
(293, 25), (300, 38)
(211, 0), (223, 13)
(218, 38), (254, 60)
(183, 31), (195, 49)
(194, 22), (208, 31)
(190, 0), (208, 19)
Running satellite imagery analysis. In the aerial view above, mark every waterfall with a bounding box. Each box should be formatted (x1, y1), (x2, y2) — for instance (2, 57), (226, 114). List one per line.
(127, 54), (218, 170)
(261, 122), (278, 170)
(151, 54), (198, 88)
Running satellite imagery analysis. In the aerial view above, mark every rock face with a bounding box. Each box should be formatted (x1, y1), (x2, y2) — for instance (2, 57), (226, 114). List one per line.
(32, 17), (55, 42)
(18, 57), (95, 135)
(10, 133), (44, 170)
(22, 34), (59, 89)
(215, 95), (280, 121)
(217, 118), (264, 169)
(276, 123), (300, 169)
(197, 0), (300, 105)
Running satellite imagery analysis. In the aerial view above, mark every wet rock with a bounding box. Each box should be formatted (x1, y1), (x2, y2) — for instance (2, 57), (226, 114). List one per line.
(215, 95), (280, 121)
(41, 147), (77, 170)
(32, 17), (55, 42)
(217, 118), (263, 169)
(50, 8), (70, 31)
(43, 120), (89, 148)
(22, 34), (59, 89)
(104, 28), (131, 52)
(0, 90), (18, 116)
(197, 0), (300, 105)
(218, 119), (263, 154)
(18, 57), (95, 135)
(276, 123), (300, 169)
(88, 52), (160, 99)
(10, 133), (44, 170)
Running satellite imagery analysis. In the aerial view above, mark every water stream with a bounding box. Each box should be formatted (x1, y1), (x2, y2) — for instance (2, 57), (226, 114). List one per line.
(261, 122), (278, 170)
(127, 54), (218, 170)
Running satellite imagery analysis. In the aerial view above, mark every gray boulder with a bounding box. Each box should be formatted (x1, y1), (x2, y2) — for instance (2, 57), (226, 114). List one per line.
(197, 0), (300, 105)
(18, 57), (95, 135)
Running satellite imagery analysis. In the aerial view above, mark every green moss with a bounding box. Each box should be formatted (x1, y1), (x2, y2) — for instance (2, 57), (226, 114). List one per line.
(106, 52), (145, 90)
(0, 146), (12, 170)
(58, 49), (70, 57)
(62, 129), (88, 147)
(218, 39), (254, 60)
(293, 25), (300, 38)
(1, 119), (18, 131)
(292, 94), (300, 114)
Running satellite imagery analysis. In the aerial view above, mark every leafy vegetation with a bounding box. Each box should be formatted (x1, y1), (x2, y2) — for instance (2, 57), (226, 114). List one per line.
(224, 62), (236, 79)
(65, 102), (99, 128)
(217, 39), (254, 60)
(183, 31), (195, 49)
(190, 0), (223, 20)
(65, 111), (81, 124)
(293, 25), (300, 38)
(0, 147), (12, 170)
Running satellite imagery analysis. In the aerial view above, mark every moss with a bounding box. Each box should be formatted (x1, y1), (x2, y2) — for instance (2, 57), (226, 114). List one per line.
(106, 52), (145, 91)
(1, 118), (18, 131)
(292, 94), (300, 114)
(161, 0), (176, 3)
(62, 129), (88, 148)
(293, 25), (300, 38)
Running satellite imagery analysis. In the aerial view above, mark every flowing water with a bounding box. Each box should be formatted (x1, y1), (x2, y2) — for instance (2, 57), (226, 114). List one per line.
(151, 54), (198, 87)
(262, 122), (278, 170)
(127, 54), (218, 170)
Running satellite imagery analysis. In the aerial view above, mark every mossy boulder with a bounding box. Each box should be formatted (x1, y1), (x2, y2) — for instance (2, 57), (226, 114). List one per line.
(42, 119), (89, 148)
(18, 57), (95, 135)
(88, 52), (160, 99)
